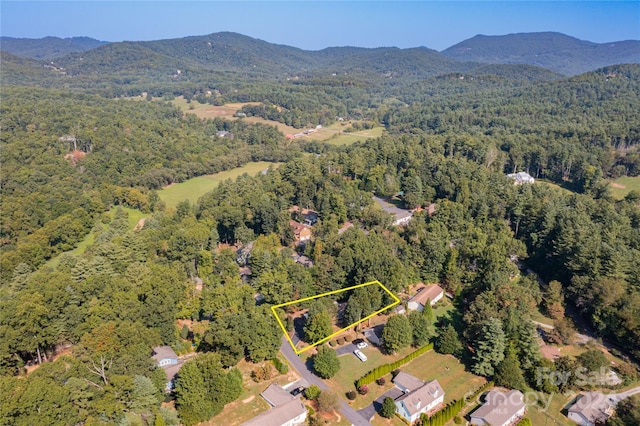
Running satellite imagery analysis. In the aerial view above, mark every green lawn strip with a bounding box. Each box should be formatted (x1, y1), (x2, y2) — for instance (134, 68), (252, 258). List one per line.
(158, 161), (279, 208)
(608, 175), (640, 200)
(320, 126), (385, 146)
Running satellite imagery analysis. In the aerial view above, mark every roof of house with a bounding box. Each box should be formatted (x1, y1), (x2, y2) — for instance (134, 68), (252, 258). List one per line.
(261, 383), (295, 407)
(289, 220), (311, 236)
(372, 196), (413, 222)
(241, 399), (307, 426)
(163, 362), (182, 381)
(471, 390), (525, 425)
(393, 371), (426, 392)
(568, 392), (614, 424)
(409, 283), (444, 307)
(151, 346), (178, 361)
(395, 379), (444, 416)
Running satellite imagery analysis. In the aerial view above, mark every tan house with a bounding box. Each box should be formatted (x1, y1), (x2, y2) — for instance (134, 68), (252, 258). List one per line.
(407, 283), (444, 312)
(393, 372), (445, 424)
(241, 383), (307, 426)
(470, 389), (526, 426)
(290, 220), (312, 244)
(567, 392), (615, 426)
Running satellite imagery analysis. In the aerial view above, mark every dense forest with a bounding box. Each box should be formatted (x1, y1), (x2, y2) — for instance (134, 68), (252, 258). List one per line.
(1, 32), (639, 425)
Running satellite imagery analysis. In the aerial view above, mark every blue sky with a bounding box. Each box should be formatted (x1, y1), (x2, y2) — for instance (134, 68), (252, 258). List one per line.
(1, 1), (639, 51)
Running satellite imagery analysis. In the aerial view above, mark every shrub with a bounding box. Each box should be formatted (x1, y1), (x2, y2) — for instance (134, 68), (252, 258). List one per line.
(337, 336), (346, 345)
(380, 397), (396, 418)
(346, 390), (357, 400)
(376, 377), (386, 386)
(304, 385), (321, 400)
(329, 340), (337, 347)
(358, 385), (369, 395)
(317, 390), (340, 413)
(344, 335), (353, 342)
(454, 415), (463, 424)
(272, 357), (288, 375)
(251, 365), (273, 382)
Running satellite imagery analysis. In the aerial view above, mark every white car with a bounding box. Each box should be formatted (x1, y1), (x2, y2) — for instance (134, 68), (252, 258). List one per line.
(356, 341), (368, 349)
(354, 349), (367, 362)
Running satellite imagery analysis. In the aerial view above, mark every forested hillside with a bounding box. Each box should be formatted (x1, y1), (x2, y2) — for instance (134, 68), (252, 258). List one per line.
(442, 32), (640, 75)
(1, 31), (639, 425)
(0, 36), (107, 59)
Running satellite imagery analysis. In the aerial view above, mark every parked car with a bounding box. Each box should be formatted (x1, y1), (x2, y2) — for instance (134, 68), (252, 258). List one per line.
(356, 341), (368, 349)
(290, 386), (305, 396)
(354, 349), (367, 362)
(353, 338), (364, 346)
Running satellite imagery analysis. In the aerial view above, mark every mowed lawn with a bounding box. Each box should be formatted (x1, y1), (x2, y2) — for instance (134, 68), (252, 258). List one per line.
(158, 161), (279, 208)
(608, 175), (640, 200)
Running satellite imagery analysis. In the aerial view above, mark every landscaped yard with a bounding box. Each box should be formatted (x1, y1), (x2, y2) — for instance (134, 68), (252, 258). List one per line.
(158, 161), (280, 208)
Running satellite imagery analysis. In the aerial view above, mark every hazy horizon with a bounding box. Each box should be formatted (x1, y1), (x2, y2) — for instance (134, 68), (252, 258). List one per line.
(2, 1), (639, 52)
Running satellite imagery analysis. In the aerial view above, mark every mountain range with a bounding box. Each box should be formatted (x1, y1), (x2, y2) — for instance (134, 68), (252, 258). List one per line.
(1, 31), (637, 92)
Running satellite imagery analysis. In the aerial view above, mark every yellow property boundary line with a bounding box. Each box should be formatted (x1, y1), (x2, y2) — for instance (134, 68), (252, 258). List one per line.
(271, 280), (400, 354)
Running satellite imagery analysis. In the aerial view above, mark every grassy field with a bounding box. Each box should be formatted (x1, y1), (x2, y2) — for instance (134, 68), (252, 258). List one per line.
(158, 161), (279, 208)
(45, 206), (147, 267)
(608, 175), (640, 200)
(169, 97), (385, 146)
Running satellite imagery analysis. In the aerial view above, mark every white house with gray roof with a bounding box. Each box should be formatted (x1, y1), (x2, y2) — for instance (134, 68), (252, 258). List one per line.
(392, 372), (444, 423)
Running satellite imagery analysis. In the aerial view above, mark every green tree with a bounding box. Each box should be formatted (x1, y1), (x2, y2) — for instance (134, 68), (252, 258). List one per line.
(174, 353), (242, 426)
(436, 324), (463, 357)
(382, 315), (413, 354)
(577, 349), (608, 374)
(304, 308), (333, 344)
(494, 347), (527, 391)
(407, 311), (430, 347)
(304, 384), (321, 400)
(543, 280), (565, 320)
(380, 396), (397, 418)
(472, 318), (506, 377)
(312, 346), (340, 379)
(422, 298), (434, 324)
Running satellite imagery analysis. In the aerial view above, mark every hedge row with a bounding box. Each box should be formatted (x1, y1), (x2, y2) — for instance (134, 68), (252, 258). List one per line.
(418, 399), (464, 426)
(355, 343), (433, 389)
(418, 381), (494, 426)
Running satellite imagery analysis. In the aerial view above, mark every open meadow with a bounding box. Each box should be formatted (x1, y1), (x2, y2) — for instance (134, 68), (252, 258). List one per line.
(608, 175), (640, 200)
(158, 161), (280, 208)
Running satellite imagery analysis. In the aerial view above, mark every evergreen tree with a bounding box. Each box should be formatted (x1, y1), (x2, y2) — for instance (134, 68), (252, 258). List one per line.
(472, 318), (506, 377)
(382, 315), (413, 354)
(495, 346), (527, 390)
(407, 311), (430, 347)
(380, 396), (397, 418)
(436, 324), (462, 356)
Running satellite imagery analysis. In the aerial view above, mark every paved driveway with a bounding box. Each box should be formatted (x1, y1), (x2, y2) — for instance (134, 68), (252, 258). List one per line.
(358, 387), (404, 421)
(279, 337), (372, 426)
(336, 343), (357, 356)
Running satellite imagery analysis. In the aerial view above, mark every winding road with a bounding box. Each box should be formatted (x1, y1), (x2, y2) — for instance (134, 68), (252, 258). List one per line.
(279, 337), (372, 426)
